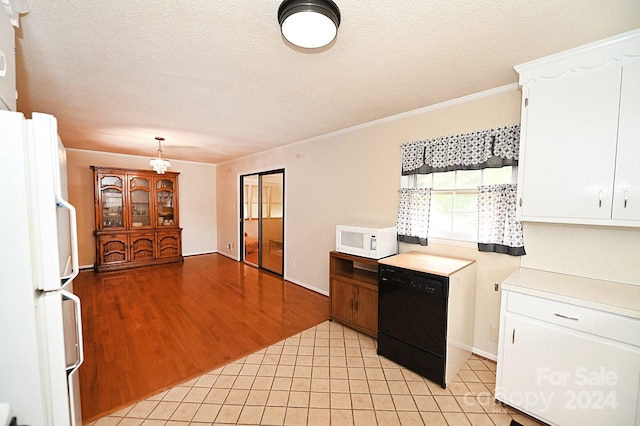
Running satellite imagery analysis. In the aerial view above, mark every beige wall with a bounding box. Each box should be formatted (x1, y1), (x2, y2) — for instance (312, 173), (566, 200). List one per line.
(216, 86), (523, 358)
(66, 149), (217, 267)
(216, 83), (640, 359)
(521, 222), (640, 284)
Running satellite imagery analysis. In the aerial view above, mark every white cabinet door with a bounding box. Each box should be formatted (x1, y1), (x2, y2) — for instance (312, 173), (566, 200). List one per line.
(613, 62), (640, 220)
(519, 67), (621, 221)
(498, 315), (640, 426)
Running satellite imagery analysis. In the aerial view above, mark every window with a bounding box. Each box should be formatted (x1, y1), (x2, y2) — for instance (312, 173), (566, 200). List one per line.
(401, 166), (516, 241)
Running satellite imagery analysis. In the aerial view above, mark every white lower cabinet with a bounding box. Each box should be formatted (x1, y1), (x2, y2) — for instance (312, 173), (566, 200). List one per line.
(496, 289), (640, 425)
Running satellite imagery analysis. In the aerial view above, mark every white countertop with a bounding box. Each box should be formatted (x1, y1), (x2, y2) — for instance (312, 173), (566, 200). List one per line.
(502, 268), (640, 319)
(379, 251), (475, 277)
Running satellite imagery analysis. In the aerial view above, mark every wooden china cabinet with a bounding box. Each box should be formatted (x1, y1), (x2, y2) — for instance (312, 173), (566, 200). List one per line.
(91, 166), (183, 272)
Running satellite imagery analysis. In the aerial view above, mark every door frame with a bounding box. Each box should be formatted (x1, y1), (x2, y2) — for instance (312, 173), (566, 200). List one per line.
(239, 168), (285, 276)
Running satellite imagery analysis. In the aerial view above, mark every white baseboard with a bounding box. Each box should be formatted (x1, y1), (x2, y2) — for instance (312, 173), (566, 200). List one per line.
(284, 276), (329, 297)
(216, 251), (239, 261)
(184, 250), (218, 257)
(472, 347), (497, 362)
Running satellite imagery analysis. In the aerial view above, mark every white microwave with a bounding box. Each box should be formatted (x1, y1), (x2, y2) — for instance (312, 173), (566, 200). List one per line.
(336, 225), (398, 259)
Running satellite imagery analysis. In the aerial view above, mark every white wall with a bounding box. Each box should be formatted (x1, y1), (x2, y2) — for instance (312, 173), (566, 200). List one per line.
(66, 149), (217, 267)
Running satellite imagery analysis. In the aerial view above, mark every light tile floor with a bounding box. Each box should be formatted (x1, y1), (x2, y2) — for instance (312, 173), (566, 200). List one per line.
(87, 321), (545, 426)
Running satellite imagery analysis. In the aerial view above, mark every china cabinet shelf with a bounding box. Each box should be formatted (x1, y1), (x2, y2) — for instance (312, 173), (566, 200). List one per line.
(92, 166), (183, 272)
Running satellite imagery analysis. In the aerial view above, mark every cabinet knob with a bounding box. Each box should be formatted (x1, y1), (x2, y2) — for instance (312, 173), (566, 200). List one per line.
(624, 191), (629, 208)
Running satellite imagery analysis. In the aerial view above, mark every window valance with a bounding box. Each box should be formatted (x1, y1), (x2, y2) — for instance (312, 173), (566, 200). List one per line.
(402, 124), (520, 175)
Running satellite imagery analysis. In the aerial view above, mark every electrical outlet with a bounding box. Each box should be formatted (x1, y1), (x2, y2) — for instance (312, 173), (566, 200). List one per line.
(291, 258), (296, 268)
(226, 243), (232, 249)
(494, 282), (499, 291)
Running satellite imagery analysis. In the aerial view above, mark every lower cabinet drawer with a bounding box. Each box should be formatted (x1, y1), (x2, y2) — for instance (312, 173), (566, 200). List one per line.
(506, 291), (640, 346)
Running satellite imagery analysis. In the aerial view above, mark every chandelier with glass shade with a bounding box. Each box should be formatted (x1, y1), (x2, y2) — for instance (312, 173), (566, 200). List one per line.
(149, 136), (171, 174)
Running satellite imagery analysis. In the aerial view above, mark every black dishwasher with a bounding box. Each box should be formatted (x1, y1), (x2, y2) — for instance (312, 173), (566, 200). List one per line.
(377, 264), (449, 387)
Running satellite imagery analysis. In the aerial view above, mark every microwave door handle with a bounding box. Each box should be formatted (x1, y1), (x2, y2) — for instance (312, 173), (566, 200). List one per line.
(57, 197), (79, 284)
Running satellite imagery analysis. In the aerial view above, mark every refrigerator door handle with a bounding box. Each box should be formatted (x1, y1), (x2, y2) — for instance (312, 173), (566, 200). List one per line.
(57, 197), (79, 285)
(62, 290), (84, 375)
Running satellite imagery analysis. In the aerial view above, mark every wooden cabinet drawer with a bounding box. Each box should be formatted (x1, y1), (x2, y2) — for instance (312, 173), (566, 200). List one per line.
(506, 291), (640, 346)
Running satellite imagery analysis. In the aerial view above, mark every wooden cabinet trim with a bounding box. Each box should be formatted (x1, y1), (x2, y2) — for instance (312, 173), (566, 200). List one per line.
(91, 166), (183, 272)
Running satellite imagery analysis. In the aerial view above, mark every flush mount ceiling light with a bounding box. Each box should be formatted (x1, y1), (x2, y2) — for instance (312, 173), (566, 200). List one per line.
(149, 136), (171, 174)
(278, 0), (341, 49)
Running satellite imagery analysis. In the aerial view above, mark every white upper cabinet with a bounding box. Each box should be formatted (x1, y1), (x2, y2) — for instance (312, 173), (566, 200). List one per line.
(0, 1), (28, 111)
(0, 12), (16, 111)
(614, 62), (640, 221)
(515, 30), (640, 227)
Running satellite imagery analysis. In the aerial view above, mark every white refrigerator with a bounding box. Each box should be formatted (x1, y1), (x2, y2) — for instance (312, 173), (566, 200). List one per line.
(0, 111), (83, 425)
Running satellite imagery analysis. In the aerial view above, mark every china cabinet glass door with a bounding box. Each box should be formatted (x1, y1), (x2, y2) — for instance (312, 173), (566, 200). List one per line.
(156, 177), (176, 227)
(99, 175), (124, 229)
(129, 175), (151, 228)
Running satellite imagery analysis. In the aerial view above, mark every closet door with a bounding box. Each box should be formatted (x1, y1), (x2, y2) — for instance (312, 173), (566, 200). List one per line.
(241, 170), (284, 276)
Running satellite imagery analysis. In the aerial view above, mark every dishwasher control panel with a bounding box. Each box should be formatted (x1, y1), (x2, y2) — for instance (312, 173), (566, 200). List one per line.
(379, 265), (446, 297)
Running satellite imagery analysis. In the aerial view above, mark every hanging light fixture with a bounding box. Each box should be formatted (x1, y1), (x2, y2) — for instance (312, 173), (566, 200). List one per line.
(149, 136), (171, 174)
(278, 0), (341, 49)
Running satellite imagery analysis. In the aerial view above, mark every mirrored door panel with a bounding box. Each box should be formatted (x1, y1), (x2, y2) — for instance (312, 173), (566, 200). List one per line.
(260, 173), (283, 274)
(241, 170), (284, 275)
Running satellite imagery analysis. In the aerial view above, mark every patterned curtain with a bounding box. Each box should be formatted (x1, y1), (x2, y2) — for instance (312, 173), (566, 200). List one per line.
(402, 124), (520, 175)
(477, 184), (525, 256)
(396, 188), (431, 246)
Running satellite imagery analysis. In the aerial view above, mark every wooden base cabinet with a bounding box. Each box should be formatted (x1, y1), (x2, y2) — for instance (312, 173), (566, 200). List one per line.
(97, 234), (129, 267)
(329, 251), (378, 338)
(156, 229), (182, 259)
(92, 166), (183, 272)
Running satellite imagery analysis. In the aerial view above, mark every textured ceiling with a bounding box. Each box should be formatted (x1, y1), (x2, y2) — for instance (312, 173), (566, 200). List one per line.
(14, 1), (640, 164)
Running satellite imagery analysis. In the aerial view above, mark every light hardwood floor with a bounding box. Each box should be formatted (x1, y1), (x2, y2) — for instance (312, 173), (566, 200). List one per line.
(74, 254), (329, 423)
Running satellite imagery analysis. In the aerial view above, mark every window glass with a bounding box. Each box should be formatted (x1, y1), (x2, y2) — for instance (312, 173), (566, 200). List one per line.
(400, 166), (516, 242)
(416, 174), (432, 188)
(430, 211), (452, 232)
(431, 192), (453, 212)
(454, 192), (477, 212)
(433, 171), (455, 189)
(453, 212), (477, 234)
(457, 170), (481, 188)
(483, 166), (513, 185)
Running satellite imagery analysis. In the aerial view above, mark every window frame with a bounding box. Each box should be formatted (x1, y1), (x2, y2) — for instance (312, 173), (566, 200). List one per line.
(401, 167), (517, 242)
